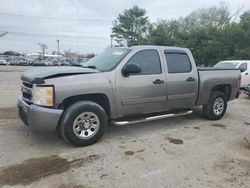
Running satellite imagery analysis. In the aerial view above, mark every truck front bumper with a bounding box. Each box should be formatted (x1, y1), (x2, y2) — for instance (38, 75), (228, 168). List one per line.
(17, 96), (63, 131)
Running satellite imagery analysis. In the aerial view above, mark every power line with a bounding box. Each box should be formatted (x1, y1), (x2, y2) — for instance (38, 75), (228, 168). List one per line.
(1, 30), (109, 40)
(0, 12), (113, 22)
(0, 32), (8, 37)
(0, 23), (108, 35)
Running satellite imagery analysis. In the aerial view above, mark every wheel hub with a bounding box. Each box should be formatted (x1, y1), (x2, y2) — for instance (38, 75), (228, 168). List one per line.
(213, 97), (224, 116)
(81, 119), (91, 129)
(73, 112), (100, 139)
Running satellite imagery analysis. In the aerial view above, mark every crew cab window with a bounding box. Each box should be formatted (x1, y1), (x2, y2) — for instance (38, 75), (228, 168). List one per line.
(238, 63), (247, 72)
(165, 53), (192, 73)
(126, 50), (161, 75)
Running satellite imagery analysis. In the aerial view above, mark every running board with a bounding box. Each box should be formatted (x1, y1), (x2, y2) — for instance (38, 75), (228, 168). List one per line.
(112, 110), (193, 125)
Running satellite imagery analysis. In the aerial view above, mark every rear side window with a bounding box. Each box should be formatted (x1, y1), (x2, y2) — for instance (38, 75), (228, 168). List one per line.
(238, 63), (247, 72)
(126, 50), (161, 75)
(165, 53), (192, 73)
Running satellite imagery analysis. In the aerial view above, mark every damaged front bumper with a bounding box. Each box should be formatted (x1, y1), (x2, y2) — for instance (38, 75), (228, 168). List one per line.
(17, 95), (63, 131)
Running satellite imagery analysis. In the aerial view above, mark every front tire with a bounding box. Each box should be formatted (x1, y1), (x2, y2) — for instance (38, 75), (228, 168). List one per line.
(203, 91), (227, 120)
(60, 101), (108, 146)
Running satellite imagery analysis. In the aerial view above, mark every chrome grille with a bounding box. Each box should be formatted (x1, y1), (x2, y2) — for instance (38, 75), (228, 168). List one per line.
(21, 82), (33, 104)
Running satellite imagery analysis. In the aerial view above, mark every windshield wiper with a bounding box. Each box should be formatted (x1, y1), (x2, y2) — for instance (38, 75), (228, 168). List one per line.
(82, 65), (97, 69)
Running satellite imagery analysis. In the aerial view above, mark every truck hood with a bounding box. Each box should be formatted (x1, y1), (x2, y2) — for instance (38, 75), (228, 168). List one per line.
(21, 66), (99, 83)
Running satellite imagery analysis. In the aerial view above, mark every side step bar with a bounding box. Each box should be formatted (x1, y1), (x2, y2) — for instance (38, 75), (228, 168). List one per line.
(112, 110), (193, 126)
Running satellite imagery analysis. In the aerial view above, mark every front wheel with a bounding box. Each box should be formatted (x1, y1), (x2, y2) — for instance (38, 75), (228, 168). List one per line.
(60, 101), (108, 146)
(203, 91), (227, 120)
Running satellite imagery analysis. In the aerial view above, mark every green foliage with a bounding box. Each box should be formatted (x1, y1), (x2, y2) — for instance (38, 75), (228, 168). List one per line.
(113, 5), (250, 66)
(3, 50), (20, 56)
(148, 20), (181, 46)
(112, 6), (150, 47)
(148, 4), (249, 66)
(149, 5), (250, 66)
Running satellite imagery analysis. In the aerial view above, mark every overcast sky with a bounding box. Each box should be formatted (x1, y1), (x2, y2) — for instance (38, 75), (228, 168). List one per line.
(0, 0), (249, 54)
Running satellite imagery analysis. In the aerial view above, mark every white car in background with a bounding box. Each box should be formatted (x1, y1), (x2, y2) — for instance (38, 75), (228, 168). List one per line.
(0, 59), (8, 65)
(214, 60), (250, 89)
(44, 61), (53, 66)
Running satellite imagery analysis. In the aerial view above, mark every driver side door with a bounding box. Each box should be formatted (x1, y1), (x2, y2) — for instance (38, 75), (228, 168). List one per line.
(115, 49), (167, 118)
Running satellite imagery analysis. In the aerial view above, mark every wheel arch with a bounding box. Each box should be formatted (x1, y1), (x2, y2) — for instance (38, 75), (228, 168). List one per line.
(59, 93), (111, 119)
(211, 84), (231, 101)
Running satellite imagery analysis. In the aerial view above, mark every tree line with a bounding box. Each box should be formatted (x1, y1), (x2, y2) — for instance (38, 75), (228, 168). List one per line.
(112, 3), (250, 66)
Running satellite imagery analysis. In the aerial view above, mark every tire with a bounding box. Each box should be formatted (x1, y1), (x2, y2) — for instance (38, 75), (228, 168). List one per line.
(203, 91), (227, 120)
(60, 101), (108, 146)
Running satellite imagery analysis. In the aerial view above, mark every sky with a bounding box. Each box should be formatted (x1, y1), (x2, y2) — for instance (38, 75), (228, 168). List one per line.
(0, 0), (249, 54)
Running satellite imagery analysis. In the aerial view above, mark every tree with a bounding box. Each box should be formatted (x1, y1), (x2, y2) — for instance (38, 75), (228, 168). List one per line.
(112, 6), (150, 46)
(37, 43), (47, 56)
(240, 10), (250, 21)
(236, 10), (250, 59)
(179, 1), (233, 33)
(148, 20), (183, 46)
(113, 4), (249, 66)
(3, 50), (20, 56)
(147, 3), (248, 66)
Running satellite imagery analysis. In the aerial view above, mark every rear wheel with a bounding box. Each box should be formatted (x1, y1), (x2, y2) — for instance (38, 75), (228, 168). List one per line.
(60, 101), (108, 146)
(203, 91), (227, 120)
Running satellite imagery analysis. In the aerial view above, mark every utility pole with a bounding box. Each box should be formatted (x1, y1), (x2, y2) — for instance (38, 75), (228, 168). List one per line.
(138, 23), (141, 45)
(77, 38), (80, 63)
(110, 34), (115, 48)
(56, 39), (59, 55)
(77, 38), (79, 54)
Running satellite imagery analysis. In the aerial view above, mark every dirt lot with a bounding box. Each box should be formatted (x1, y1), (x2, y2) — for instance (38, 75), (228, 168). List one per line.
(0, 66), (249, 188)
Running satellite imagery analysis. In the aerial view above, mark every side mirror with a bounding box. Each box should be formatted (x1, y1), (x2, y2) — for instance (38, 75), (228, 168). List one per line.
(122, 64), (142, 77)
(239, 68), (245, 73)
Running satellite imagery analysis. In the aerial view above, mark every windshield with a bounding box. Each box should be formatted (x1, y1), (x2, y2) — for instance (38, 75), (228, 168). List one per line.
(83, 48), (131, 71)
(214, 62), (239, 69)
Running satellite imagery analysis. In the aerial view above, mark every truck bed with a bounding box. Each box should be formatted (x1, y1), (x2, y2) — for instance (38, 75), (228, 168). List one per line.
(196, 68), (240, 106)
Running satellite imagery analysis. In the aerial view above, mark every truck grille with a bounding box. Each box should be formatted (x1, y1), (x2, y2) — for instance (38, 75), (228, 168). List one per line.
(21, 82), (33, 104)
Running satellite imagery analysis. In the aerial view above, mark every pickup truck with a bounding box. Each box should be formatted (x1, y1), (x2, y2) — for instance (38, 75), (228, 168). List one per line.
(17, 46), (241, 146)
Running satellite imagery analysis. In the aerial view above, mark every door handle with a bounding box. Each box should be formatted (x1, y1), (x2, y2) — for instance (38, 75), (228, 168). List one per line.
(153, 79), (164, 84)
(186, 77), (195, 82)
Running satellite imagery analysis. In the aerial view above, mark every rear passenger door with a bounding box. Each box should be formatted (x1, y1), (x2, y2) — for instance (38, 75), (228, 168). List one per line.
(164, 50), (198, 109)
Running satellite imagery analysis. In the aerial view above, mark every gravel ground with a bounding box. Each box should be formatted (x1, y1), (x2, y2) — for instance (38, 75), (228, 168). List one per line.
(0, 66), (249, 188)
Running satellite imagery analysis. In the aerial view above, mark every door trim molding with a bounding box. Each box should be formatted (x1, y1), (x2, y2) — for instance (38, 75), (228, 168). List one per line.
(121, 96), (167, 106)
(168, 93), (196, 100)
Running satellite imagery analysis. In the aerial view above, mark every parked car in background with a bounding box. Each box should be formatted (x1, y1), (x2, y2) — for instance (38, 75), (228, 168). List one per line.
(214, 60), (250, 89)
(244, 84), (250, 96)
(31, 60), (46, 66)
(19, 61), (29, 66)
(0, 59), (8, 65)
(30, 60), (39, 66)
(9, 60), (21, 66)
(44, 61), (53, 66)
(61, 61), (71, 66)
(65, 61), (71, 66)
(71, 61), (81, 67)
(52, 61), (63, 66)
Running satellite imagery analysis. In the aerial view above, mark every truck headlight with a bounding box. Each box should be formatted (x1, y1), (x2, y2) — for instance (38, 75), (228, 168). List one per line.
(32, 85), (54, 107)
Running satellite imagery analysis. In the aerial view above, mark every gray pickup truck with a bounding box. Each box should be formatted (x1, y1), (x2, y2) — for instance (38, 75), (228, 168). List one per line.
(18, 46), (241, 146)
